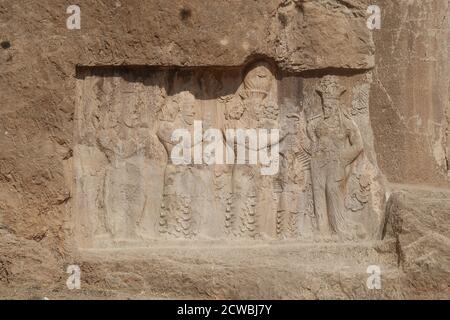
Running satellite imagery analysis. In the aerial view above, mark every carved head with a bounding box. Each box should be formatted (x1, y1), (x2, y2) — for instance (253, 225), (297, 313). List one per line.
(285, 113), (301, 135)
(160, 96), (180, 122)
(317, 75), (346, 119)
(123, 96), (144, 128)
(160, 92), (196, 125)
(242, 61), (274, 101)
(179, 92), (196, 125)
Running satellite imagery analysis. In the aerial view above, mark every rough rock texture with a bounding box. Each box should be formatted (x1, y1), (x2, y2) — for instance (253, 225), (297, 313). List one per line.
(371, 0), (450, 185)
(0, 228), (60, 293)
(385, 185), (450, 299)
(0, 0), (449, 299)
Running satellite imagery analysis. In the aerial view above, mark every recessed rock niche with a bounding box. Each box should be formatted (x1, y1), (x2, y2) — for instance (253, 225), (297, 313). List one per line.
(74, 61), (386, 249)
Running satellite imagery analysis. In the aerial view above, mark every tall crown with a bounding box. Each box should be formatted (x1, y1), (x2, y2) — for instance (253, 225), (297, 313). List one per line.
(316, 75), (346, 99)
(242, 61), (274, 98)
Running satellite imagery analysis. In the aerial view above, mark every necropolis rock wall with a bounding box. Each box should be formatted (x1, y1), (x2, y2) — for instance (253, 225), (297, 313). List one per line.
(0, 0), (447, 297)
(371, 0), (450, 185)
(0, 0), (377, 251)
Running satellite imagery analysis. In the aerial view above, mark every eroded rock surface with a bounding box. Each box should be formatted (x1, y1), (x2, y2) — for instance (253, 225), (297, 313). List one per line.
(0, 0), (449, 299)
(386, 186), (450, 299)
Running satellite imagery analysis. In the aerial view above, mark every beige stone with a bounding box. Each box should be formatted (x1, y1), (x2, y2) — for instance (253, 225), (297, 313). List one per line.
(0, 0), (448, 300)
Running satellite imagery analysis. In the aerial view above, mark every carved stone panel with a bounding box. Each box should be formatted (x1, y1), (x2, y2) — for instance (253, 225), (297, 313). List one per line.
(74, 62), (386, 248)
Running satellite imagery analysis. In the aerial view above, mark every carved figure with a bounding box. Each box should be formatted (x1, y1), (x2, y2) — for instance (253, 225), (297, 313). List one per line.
(308, 76), (364, 240)
(277, 101), (315, 238)
(157, 91), (218, 238)
(97, 88), (159, 243)
(224, 61), (282, 238)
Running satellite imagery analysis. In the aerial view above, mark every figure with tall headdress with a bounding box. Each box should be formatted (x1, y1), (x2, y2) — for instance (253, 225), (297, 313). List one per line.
(224, 61), (282, 238)
(308, 76), (364, 240)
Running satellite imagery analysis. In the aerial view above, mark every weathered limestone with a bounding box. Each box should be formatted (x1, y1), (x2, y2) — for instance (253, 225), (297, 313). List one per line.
(0, 0), (448, 299)
(385, 185), (450, 299)
(371, 0), (450, 185)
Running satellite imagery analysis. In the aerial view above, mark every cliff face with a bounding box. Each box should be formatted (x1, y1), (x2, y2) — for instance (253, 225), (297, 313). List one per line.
(371, 0), (450, 186)
(0, 0), (448, 299)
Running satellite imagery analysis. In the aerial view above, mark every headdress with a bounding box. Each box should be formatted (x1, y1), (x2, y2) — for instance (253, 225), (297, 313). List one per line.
(316, 75), (346, 99)
(241, 61), (274, 99)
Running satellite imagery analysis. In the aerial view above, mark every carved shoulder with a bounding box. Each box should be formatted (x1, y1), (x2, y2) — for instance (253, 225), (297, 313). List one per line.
(157, 121), (176, 145)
